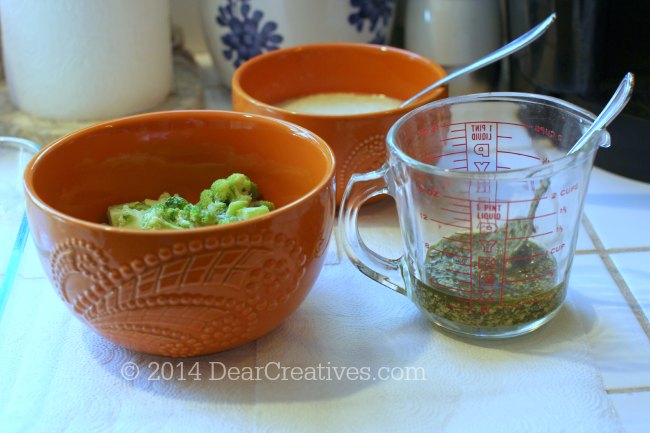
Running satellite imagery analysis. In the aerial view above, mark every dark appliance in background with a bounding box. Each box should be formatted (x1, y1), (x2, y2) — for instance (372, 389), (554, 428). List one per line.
(506, 0), (650, 182)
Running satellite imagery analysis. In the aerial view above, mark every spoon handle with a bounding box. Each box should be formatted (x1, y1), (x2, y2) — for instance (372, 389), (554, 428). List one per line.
(567, 72), (635, 154)
(400, 12), (557, 108)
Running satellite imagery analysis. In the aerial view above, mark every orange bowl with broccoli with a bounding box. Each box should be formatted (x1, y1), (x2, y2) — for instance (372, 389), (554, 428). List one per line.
(24, 110), (335, 357)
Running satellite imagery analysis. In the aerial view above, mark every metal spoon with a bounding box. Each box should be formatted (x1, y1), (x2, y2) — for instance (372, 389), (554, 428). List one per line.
(567, 72), (635, 154)
(400, 13), (557, 108)
(507, 73), (635, 260)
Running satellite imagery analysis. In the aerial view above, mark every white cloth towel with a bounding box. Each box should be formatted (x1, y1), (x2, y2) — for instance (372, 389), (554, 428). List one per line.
(0, 211), (623, 432)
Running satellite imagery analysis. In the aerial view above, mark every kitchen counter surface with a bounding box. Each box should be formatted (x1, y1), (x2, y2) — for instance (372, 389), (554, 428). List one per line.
(0, 54), (648, 432)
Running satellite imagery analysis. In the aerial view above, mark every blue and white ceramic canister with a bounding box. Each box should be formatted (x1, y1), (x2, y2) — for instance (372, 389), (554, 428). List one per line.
(200, 0), (397, 86)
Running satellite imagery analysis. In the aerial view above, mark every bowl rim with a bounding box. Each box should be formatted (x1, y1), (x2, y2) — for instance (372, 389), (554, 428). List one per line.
(23, 110), (336, 235)
(231, 42), (448, 119)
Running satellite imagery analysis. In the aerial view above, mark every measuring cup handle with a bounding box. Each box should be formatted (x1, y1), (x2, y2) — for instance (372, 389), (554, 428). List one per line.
(338, 167), (407, 296)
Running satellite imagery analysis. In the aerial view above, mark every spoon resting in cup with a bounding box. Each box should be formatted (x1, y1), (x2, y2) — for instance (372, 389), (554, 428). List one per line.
(567, 72), (635, 155)
(507, 72), (635, 259)
(400, 12), (557, 108)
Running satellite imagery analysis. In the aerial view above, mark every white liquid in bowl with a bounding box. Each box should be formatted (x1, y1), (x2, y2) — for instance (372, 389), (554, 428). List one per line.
(277, 92), (403, 115)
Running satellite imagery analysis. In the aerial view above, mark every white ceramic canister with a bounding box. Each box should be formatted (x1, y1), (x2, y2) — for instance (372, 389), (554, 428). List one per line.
(405, 0), (502, 95)
(0, 0), (173, 121)
(199, 0), (398, 87)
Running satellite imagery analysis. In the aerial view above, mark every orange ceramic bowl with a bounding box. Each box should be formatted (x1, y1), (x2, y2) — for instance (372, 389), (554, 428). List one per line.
(232, 43), (448, 203)
(24, 110), (335, 357)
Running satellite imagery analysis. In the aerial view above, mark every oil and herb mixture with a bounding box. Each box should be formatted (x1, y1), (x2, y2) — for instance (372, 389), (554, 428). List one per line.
(413, 229), (565, 328)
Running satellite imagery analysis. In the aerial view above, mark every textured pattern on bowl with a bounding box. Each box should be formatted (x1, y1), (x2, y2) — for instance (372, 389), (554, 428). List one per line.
(24, 110), (335, 357)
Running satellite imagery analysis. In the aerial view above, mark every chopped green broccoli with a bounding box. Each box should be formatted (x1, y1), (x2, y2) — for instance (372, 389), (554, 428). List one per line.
(106, 174), (274, 230)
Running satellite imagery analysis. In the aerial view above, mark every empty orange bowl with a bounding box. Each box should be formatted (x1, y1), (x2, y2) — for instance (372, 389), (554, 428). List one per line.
(24, 110), (335, 357)
(232, 43), (448, 203)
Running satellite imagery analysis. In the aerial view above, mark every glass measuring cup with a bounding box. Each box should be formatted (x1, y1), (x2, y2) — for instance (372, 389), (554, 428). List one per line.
(339, 93), (609, 338)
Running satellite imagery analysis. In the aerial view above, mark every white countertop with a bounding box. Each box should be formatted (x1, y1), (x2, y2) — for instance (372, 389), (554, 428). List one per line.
(0, 54), (648, 432)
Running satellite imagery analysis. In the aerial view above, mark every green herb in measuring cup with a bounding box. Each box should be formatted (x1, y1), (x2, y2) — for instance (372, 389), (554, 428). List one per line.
(413, 230), (565, 329)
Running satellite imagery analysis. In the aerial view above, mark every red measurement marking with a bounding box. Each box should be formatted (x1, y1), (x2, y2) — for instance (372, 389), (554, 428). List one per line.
(508, 231), (554, 241)
(453, 217), (471, 223)
(497, 135), (512, 139)
(479, 239), (498, 253)
(454, 120), (533, 129)
(502, 196), (548, 204)
(508, 211), (557, 221)
(416, 184), (440, 197)
(533, 125), (560, 138)
(427, 242), (470, 252)
(443, 195), (471, 202)
(452, 166), (469, 171)
(501, 201), (511, 304)
(447, 268), (471, 276)
(443, 236), (471, 244)
(453, 158), (467, 163)
(421, 214), (471, 229)
(430, 150), (466, 158)
(441, 136), (466, 142)
(441, 207), (470, 215)
(473, 162), (491, 172)
(452, 143), (466, 147)
(450, 128), (465, 133)
(429, 247), (470, 259)
(477, 289), (497, 302)
(496, 166), (511, 170)
(495, 123), (500, 173)
(497, 150), (542, 161)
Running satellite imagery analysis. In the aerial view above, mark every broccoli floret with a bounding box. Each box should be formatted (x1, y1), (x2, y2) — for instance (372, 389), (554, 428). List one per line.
(187, 201), (227, 226)
(252, 200), (275, 211)
(226, 199), (251, 217)
(161, 194), (190, 209)
(153, 194), (191, 223)
(107, 174), (274, 230)
(108, 193), (192, 230)
(202, 178), (233, 205)
(141, 212), (187, 230)
(107, 201), (149, 228)
(198, 173), (260, 208)
(238, 205), (271, 220)
(226, 173), (259, 200)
